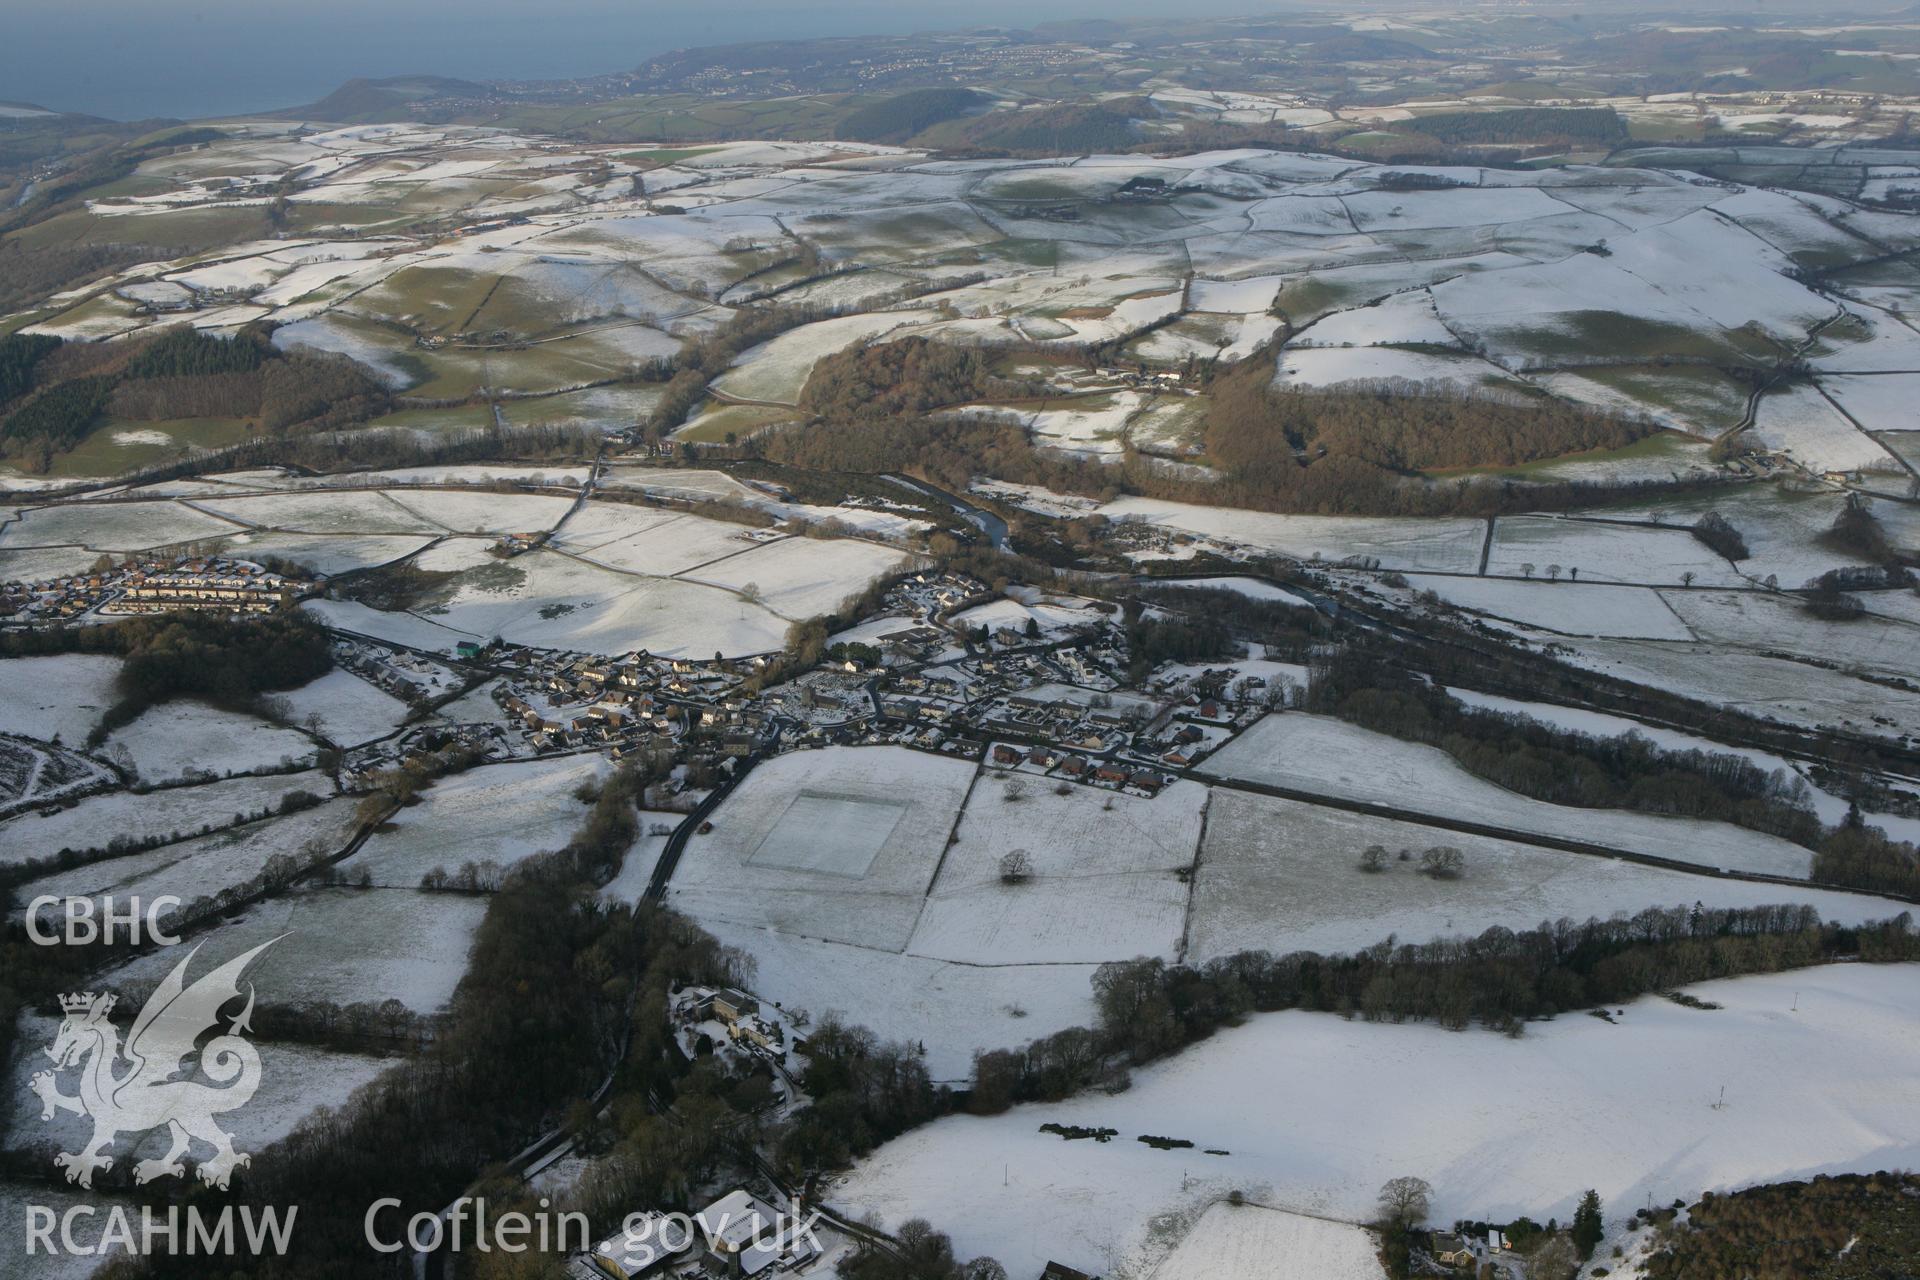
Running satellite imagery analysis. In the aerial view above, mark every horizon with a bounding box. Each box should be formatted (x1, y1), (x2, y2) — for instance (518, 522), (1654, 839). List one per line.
(1, 0), (1282, 121)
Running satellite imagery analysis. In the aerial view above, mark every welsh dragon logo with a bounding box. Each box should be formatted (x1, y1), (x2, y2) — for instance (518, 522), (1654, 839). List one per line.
(31, 938), (280, 1190)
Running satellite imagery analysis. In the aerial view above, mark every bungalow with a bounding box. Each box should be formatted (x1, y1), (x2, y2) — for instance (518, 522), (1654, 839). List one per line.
(1128, 770), (1165, 794)
(992, 744), (1023, 765)
(1094, 764), (1128, 785)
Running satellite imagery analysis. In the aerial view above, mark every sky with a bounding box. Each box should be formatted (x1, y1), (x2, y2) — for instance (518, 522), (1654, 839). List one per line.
(0, 0), (1265, 121)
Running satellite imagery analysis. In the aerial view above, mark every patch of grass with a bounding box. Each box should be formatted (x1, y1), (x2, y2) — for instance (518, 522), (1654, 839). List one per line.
(1573, 363), (1752, 430)
(1513, 310), (1785, 365)
(675, 401), (798, 444)
(1424, 429), (1696, 480)
(1273, 277), (1351, 325)
(357, 404), (498, 434)
(47, 415), (255, 478)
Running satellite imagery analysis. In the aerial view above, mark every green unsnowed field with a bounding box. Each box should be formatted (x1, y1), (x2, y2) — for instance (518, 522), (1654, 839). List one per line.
(48, 416), (257, 478)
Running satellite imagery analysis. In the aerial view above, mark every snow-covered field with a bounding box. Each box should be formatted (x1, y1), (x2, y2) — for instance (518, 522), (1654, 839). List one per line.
(1187, 789), (1899, 961)
(696, 917), (1098, 1082)
(382, 489), (578, 535)
(834, 964), (1920, 1280)
(1201, 714), (1819, 878)
(1151, 1204), (1384, 1280)
(711, 309), (937, 405)
(0, 653), (122, 743)
(106, 886), (489, 1013)
(1404, 575), (1695, 640)
(669, 746), (975, 950)
(217, 530), (439, 575)
(13, 798), (361, 926)
(907, 778), (1205, 965)
(553, 504), (759, 575)
(681, 535), (910, 620)
(303, 597), (478, 652)
(1095, 496), (1488, 572)
(0, 500), (240, 552)
(104, 700), (317, 783)
(379, 547), (793, 657)
(1749, 382), (1897, 473)
(6, 1012), (387, 1170)
(344, 755), (604, 887)
(1595, 485), (1876, 589)
(1660, 588), (1919, 680)
(190, 488), (446, 535)
(1558, 635), (1920, 742)
(1443, 688), (1920, 844)
(1485, 516), (1743, 587)
(274, 668), (413, 747)
(950, 593), (1108, 641)
(0, 769), (334, 867)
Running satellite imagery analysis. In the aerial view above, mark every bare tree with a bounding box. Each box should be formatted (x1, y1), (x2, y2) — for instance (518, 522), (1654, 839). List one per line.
(1377, 1176), (1432, 1228)
(1420, 846), (1466, 879)
(999, 850), (1034, 884)
(1520, 562), (1535, 579)
(1679, 570), (1696, 588)
(1358, 844), (1389, 873)
(1546, 563), (1562, 582)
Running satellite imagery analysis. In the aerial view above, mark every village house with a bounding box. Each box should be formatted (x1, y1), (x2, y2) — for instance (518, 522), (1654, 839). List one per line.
(1430, 1232), (1475, 1269)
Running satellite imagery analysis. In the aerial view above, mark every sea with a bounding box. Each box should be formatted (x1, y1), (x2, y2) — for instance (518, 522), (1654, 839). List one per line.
(1, 0), (1230, 122)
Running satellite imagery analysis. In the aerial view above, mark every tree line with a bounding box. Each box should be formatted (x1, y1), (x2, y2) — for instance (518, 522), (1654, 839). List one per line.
(0, 331), (61, 403)
(77, 765), (713, 1279)
(761, 336), (1723, 519)
(0, 612), (334, 746)
(1203, 346), (1655, 488)
(1307, 651), (1826, 841)
(965, 906), (1917, 1116)
(0, 324), (390, 472)
(1303, 648), (1920, 899)
(799, 336), (1043, 421)
(836, 89), (988, 145)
